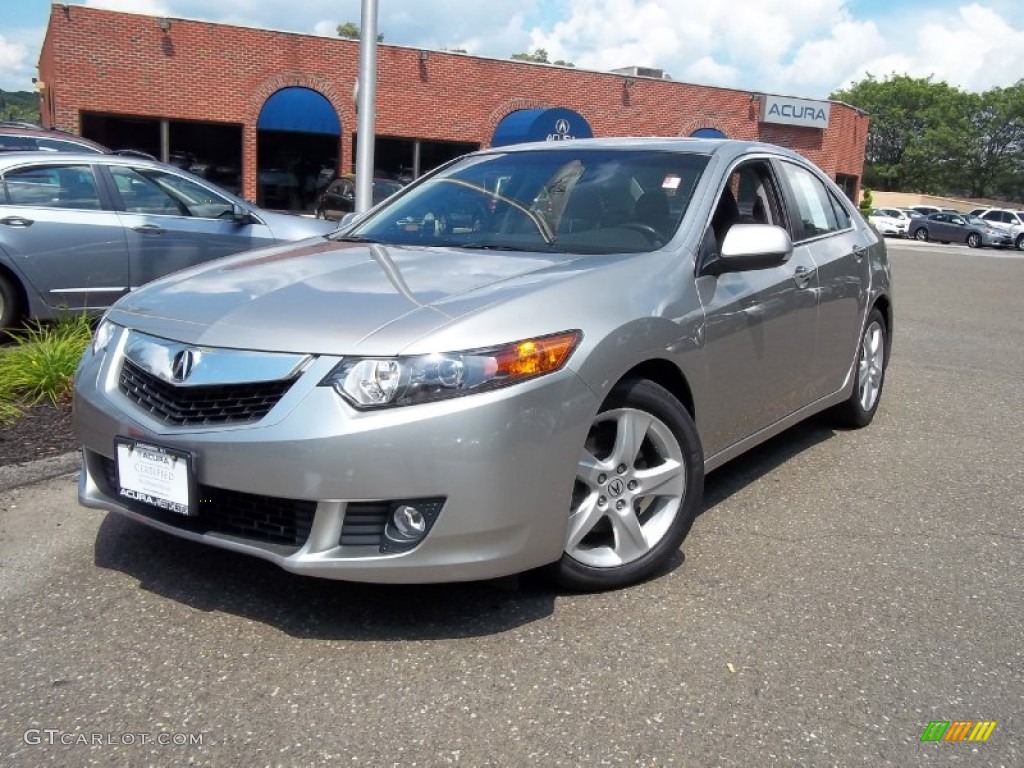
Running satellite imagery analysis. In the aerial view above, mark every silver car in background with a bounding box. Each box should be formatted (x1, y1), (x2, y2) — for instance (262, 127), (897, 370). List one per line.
(74, 138), (893, 591)
(0, 152), (336, 327)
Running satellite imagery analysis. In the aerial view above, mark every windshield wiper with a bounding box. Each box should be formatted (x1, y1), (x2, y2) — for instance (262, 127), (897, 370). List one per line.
(454, 243), (530, 251)
(329, 234), (383, 243)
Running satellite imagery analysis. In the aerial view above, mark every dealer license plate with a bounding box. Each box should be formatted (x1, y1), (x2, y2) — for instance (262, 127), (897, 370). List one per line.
(115, 439), (195, 516)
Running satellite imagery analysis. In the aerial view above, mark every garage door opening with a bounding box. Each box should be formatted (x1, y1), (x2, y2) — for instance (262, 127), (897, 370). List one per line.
(256, 87), (341, 212)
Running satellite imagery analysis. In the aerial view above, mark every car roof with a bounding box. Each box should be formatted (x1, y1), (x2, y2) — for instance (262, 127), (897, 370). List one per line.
(476, 136), (814, 165)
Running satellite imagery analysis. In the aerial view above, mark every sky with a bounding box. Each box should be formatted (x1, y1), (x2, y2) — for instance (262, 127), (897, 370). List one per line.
(2, 0), (1023, 96)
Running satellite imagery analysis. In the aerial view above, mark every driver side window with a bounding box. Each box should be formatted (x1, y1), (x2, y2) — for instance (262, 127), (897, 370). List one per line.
(703, 160), (786, 260)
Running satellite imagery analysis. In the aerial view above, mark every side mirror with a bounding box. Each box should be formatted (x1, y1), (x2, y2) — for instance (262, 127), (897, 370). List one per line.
(704, 224), (793, 276)
(339, 212), (358, 228)
(231, 202), (254, 224)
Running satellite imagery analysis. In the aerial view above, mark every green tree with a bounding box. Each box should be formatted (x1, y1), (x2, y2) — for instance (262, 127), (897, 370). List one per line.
(510, 48), (574, 67)
(336, 21), (383, 42)
(831, 75), (1024, 199)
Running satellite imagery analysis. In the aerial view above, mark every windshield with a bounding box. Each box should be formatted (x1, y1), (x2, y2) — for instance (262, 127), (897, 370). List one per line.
(343, 148), (710, 254)
(965, 216), (987, 226)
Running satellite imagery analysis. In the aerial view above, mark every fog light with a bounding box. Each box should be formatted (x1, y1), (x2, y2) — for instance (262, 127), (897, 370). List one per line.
(380, 498), (445, 553)
(393, 505), (426, 538)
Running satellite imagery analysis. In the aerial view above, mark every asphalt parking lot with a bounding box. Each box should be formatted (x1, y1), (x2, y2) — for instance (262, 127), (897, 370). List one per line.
(1, 241), (1021, 767)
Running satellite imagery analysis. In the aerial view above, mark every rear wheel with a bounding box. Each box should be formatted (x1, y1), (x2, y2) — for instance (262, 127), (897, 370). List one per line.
(913, 228), (928, 241)
(554, 378), (704, 591)
(0, 273), (21, 329)
(832, 307), (887, 428)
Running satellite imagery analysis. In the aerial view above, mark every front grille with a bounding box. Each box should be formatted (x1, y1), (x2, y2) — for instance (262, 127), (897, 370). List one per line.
(99, 456), (315, 551)
(340, 502), (390, 547)
(118, 359), (294, 427)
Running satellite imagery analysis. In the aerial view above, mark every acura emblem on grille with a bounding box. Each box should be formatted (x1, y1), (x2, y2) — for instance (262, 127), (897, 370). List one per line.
(171, 349), (197, 382)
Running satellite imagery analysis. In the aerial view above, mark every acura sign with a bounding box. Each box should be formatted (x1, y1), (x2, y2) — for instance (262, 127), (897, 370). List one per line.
(760, 95), (830, 130)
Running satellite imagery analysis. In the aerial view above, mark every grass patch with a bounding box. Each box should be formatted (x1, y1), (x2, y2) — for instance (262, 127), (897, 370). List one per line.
(0, 315), (93, 423)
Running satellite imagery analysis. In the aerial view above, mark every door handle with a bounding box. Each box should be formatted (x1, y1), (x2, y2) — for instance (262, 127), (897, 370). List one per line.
(852, 244), (865, 261)
(0, 216), (34, 227)
(132, 224), (166, 235)
(793, 265), (816, 289)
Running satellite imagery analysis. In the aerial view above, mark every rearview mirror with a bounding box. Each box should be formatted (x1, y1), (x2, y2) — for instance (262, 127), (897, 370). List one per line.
(704, 224), (793, 276)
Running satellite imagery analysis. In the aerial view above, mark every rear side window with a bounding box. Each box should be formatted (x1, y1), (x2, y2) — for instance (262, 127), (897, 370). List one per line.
(780, 161), (848, 240)
(2, 164), (102, 210)
(0, 135), (35, 151)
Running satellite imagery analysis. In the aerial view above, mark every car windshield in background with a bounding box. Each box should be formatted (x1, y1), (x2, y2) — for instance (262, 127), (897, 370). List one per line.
(344, 149), (710, 254)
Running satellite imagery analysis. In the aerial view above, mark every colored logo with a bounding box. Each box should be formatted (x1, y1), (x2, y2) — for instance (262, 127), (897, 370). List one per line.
(920, 721), (996, 742)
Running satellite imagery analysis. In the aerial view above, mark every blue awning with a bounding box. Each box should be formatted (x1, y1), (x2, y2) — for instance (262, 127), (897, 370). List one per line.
(690, 127), (727, 139)
(257, 87), (341, 135)
(491, 108), (593, 147)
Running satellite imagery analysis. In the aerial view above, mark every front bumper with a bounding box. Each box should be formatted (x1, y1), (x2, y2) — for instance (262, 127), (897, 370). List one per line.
(74, 334), (599, 583)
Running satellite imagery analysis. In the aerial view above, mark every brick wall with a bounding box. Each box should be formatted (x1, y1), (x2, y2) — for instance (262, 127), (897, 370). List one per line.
(39, 5), (869, 201)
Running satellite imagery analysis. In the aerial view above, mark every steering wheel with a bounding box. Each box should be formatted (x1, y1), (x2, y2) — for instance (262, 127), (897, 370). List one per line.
(621, 222), (665, 247)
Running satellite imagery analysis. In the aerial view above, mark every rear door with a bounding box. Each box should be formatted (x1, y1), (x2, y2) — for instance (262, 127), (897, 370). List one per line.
(776, 159), (869, 400)
(105, 164), (277, 288)
(0, 161), (129, 310)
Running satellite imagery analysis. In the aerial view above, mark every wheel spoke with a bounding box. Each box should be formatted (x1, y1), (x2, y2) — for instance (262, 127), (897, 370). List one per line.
(635, 459), (685, 498)
(566, 494), (605, 551)
(610, 507), (649, 562)
(611, 410), (651, 469)
(576, 449), (606, 489)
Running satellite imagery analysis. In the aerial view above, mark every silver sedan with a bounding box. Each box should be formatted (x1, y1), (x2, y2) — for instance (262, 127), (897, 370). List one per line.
(73, 138), (893, 591)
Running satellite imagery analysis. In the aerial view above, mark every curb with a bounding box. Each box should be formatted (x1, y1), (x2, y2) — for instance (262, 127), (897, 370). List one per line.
(0, 451), (80, 492)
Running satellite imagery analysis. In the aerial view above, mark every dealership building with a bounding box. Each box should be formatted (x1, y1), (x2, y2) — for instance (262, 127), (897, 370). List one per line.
(38, 4), (869, 211)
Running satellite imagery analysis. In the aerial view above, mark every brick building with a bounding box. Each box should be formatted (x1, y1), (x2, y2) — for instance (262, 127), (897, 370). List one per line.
(38, 4), (869, 210)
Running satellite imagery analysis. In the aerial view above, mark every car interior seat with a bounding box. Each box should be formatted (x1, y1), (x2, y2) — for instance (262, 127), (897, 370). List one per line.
(711, 186), (740, 246)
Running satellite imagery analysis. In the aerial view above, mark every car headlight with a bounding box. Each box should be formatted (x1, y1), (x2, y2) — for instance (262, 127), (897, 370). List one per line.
(321, 330), (581, 409)
(91, 318), (117, 355)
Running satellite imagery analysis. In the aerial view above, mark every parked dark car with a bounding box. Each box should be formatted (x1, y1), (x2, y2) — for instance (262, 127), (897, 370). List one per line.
(0, 152), (336, 328)
(314, 175), (404, 221)
(0, 122), (109, 154)
(909, 213), (1012, 248)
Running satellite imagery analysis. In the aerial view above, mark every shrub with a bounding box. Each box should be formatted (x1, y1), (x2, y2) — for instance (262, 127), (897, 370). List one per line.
(0, 315), (93, 422)
(859, 188), (873, 216)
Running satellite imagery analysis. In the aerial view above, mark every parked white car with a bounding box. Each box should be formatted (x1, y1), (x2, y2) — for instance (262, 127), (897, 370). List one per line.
(868, 208), (908, 237)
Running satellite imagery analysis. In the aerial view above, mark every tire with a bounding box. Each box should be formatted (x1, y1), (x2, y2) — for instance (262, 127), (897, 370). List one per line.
(1016, 234), (1024, 251)
(0, 273), (20, 330)
(913, 228), (928, 241)
(553, 378), (704, 591)
(967, 233), (981, 248)
(832, 307), (887, 429)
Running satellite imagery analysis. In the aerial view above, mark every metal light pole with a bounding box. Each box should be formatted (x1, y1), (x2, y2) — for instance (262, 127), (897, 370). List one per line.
(354, 0), (378, 214)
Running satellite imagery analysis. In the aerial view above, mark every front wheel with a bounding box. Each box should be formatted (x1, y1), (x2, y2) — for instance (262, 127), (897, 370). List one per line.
(913, 228), (928, 241)
(831, 307), (887, 428)
(1016, 234), (1024, 251)
(554, 379), (704, 591)
(967, 233), (981, 248)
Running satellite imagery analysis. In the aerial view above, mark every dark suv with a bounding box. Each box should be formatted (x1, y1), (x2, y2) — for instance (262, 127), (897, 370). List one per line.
(0, 122), (109, 154)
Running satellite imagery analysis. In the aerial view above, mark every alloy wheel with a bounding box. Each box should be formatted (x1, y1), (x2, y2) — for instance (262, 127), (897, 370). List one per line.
(568, 407), (686, 568)
(858, 320), (885, 412)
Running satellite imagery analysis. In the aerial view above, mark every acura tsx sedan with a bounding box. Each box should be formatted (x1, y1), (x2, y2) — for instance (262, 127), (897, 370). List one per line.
(73, 138), (892, 591)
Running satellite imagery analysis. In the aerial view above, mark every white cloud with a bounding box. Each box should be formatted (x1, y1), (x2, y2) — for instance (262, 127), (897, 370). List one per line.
(28, 0), (1020, 98)
(0, 33), (32, 92)
(85, 0), (171, 15)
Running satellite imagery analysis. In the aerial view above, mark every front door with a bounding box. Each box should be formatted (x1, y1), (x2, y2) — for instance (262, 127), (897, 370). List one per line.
(104, 164), (276, 288)
(696, 159), (819, 456)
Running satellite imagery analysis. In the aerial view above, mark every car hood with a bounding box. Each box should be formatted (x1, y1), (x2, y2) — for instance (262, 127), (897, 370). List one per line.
(257, 209), (337, 241)
(106, 239), (601, 355)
